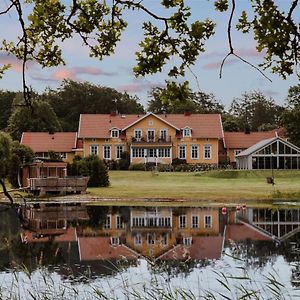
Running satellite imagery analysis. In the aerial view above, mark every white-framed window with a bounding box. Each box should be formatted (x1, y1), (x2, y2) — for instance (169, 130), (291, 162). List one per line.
(179, 145), (186, 159)
(132, 148), (145, 158)
(103, 145), (111, 160)
(158, 148), (171, 158)
(60, 152), (67, 160)
(111, 129), (119, 138)
(110, 236), (120, 246)
(204, 215), (212, 229)
(90, 144), (99, 156)
(179, 215), (186, 229)
(116, 145), (123, 160)
(203, 144), (212, 159)
(234, 149), (242, 161)
(192, 215), (199, 228)
(147, 233), (155, 245)
(104, 215), (111, 229)
(132, 217), (145, 227)
(147, 129), (155, 142)
(134, 129), (142, 140)
(147, 148), (156, 157)
(191, 145), (199, 159)
(160, 129), (168, 141)
(183, 127), (192, 137)
(161, 233), (168, 246)
(134, 234), (142, 245)
(183, 237), (192, 247)
(116, 215), (123, 229)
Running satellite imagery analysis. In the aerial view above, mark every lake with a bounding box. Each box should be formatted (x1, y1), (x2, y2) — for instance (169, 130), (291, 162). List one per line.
(1, 202), (300, 299)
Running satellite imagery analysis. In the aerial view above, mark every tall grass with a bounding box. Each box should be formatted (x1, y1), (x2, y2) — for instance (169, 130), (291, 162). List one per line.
(0, 258), (299, 300)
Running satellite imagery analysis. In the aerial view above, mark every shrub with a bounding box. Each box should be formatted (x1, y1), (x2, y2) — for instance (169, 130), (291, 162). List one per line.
(118, 151), (130, 170)
(172, 158), (187, 165)
(129, 163), (145, 171)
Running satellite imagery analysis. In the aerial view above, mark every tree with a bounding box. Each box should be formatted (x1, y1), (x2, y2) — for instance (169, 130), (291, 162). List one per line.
(44, 80), (145, 131)
(148, 81), (224, 114)
(282, 84), (300, 147)
(8, 142), (34, 188)
(229, 91), (285, 131)
(0, 1), (298, 105)
(0, 132), (14, 205)
(69, 155), (109, 187)
(0, 90), (16, 130)
(7, 99), (62, 141)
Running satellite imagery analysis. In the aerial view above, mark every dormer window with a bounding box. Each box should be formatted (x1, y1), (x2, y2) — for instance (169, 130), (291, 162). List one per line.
(183, 127), (192, 137)
(111, 129), (119, 138)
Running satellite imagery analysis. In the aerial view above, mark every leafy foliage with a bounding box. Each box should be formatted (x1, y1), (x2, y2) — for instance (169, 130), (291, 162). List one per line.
(229, 90), (284, 131)
(282, 84), (300, 147)
(44, 80), (145, 131)
(69, 155), (109, 187)
(0, 90), (16, 130)
(148, 81), (224, 114)
(7, 99), (62, 141)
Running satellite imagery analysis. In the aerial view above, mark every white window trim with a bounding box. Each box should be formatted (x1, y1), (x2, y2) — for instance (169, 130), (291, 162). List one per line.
(233, 149), (242, 162)
(111, 129), (119, 138)
(161, 233), (169, 246)
(160, 128), (168, 139)
(190, 145), (199, 160)
(147, 129), (155, 142)
(134, 129), (142, 140)
(183, 127), (192, 137)
(183, 236), (192, 247)
(204, 215), (212, 229)
(104, 214), (112, 229)
(90, 144), (99, 156)
(147, 233), (155, 245)
(103, 145), (112, 160)
(179, 145), (186, 159)
(134, 234), (142, 246)
(191, 215), (199, 228)
(203, 144), (212, 160)
(115, 145), (123, 160)
(116, 215), (123, 229)
(179, 215), (186, 229)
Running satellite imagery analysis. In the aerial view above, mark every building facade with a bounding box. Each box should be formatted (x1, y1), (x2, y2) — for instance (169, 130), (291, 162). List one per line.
(78, 112), (224, 165)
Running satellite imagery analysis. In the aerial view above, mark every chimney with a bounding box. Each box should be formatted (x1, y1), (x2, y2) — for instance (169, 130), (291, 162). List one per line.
(184, 111), (191, 116)
(110, 111), (117, 117)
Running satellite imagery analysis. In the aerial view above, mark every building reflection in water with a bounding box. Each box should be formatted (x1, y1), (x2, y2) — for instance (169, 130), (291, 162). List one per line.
(1, 202), (299, 282)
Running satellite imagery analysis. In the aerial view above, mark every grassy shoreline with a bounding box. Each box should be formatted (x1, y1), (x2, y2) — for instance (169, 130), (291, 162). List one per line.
(87, 169), (300, 201)
(1, 170), (300, 205)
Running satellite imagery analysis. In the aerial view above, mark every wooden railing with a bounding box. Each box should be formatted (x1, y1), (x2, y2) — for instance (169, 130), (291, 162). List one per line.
(29, 176), (89, 195)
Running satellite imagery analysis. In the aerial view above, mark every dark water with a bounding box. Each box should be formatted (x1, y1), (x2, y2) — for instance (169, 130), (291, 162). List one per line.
(1, 202), (300, 299)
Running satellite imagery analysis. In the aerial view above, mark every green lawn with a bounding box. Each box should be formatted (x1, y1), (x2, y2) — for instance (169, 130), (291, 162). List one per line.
(88, 170), (300, 201)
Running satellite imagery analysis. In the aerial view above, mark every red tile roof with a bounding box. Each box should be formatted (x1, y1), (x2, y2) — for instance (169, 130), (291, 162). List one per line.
(21, 132), (77, 152)
(78, 237), (139, 261)
(158, 236), (224, 261)
(21, 227), (77, 243)
(78, 113), (223, 139)
(225, 223), (272, 241)
(224, 131), (277, 149)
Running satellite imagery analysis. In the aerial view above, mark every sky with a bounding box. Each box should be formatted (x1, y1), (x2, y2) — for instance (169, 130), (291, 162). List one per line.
(0, 0), (299, 110)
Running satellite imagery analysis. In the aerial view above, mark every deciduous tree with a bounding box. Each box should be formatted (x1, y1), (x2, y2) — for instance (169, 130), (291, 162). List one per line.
(44, 80), (145, 131)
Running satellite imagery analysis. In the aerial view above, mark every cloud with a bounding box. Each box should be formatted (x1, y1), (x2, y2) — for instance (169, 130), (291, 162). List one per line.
(31, 66), (117, 82)
(203, 47), (264, 60)
(117, 80), (163, 93)
(263, 89), (280, 97)
(0, 53), (24, 73)
(202, 59), (237, 70)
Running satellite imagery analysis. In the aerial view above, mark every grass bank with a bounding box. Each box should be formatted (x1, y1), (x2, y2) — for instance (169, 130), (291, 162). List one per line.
(87, 169), (300, 201)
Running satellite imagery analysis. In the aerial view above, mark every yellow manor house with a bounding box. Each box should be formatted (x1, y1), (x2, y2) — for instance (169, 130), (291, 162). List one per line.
(21, 112), (300, 169)
(77, 112), (224, 165)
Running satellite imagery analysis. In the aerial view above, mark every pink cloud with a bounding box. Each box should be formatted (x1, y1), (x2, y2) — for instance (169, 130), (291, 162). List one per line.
(0, 53), (23, 73)
(118, 81), (163, 93)
(31, 66), (117, 82)
(202, 59), (237, 70)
